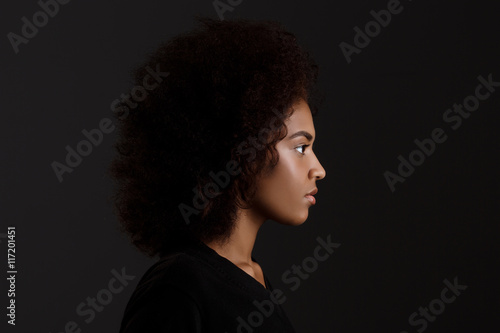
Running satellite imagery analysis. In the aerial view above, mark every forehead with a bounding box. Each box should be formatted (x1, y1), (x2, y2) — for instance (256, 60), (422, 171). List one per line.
(285, 99), (315, 137)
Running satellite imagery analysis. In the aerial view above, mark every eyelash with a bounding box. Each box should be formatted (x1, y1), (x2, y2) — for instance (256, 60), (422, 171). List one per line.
(295, 144), (310, 155)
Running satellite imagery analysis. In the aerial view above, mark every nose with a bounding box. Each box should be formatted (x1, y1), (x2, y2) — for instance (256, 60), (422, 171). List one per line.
(309, 153), (326, 180)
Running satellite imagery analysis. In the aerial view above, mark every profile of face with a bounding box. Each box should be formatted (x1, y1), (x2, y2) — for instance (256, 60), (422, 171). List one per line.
(251, 98), (326, 225)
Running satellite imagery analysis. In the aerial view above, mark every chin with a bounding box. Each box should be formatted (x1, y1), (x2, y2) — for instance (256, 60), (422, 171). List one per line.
(274, 211), (309, 226)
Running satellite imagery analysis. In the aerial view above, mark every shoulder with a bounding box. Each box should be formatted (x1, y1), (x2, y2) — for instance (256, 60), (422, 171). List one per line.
(135, 251), (210, 298)
(119, 252), (207, 332)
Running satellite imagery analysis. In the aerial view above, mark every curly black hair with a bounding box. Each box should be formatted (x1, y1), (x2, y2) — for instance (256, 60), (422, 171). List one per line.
(107, 16), (322, 257)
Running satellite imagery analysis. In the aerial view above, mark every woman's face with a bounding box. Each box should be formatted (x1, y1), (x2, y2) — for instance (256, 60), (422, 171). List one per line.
(251, 98), (326, 225)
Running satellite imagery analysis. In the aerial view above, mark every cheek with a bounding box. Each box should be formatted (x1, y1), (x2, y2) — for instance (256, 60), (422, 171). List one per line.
(251, 143), (312, 223)
(263, 173), (309, 224)
(266, 156), (297, 195)
(276, 154), (304, 189)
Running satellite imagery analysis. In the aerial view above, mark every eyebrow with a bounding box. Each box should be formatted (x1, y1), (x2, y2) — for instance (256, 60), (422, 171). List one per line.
(288, 130), (313, 141)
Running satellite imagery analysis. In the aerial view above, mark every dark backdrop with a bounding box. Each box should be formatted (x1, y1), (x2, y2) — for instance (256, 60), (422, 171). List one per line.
(1, 0), (499, 332)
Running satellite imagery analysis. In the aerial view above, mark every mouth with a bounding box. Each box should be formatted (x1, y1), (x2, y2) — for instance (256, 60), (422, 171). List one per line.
(305, 188), (318, 205)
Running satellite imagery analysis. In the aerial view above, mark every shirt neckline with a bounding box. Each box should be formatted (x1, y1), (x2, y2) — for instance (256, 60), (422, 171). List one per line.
(185, 237), (273, 295)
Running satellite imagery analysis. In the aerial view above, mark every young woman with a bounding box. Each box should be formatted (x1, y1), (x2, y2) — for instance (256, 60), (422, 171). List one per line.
(109, 16), (326, 332)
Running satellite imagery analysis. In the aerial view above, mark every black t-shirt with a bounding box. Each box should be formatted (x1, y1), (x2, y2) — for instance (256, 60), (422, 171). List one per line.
(119, 238), (297, 332)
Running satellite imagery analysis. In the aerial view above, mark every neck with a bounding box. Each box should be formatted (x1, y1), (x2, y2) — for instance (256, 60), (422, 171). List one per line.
(203, 208), (266, 265)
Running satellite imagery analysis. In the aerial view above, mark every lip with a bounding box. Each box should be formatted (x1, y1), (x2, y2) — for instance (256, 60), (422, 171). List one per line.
(305, 188), (318, 205)
(306, 188), (318, 196)
(305, 195), (316, 205)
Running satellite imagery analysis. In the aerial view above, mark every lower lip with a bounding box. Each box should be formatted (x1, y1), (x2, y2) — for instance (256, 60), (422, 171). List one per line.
(305, 195), (316, 205)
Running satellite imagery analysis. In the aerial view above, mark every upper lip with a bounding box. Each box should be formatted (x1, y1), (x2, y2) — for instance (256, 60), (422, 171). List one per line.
(306, 188), (318, 196)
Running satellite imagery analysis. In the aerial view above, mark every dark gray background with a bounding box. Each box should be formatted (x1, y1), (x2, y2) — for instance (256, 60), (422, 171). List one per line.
(1, 0), (499, 332)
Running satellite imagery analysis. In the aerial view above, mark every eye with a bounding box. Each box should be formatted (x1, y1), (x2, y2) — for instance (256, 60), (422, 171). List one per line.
(295, 144), (310, 155)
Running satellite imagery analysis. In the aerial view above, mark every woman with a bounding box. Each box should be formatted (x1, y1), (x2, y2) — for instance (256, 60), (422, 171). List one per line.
(109, 16), (326, 332)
